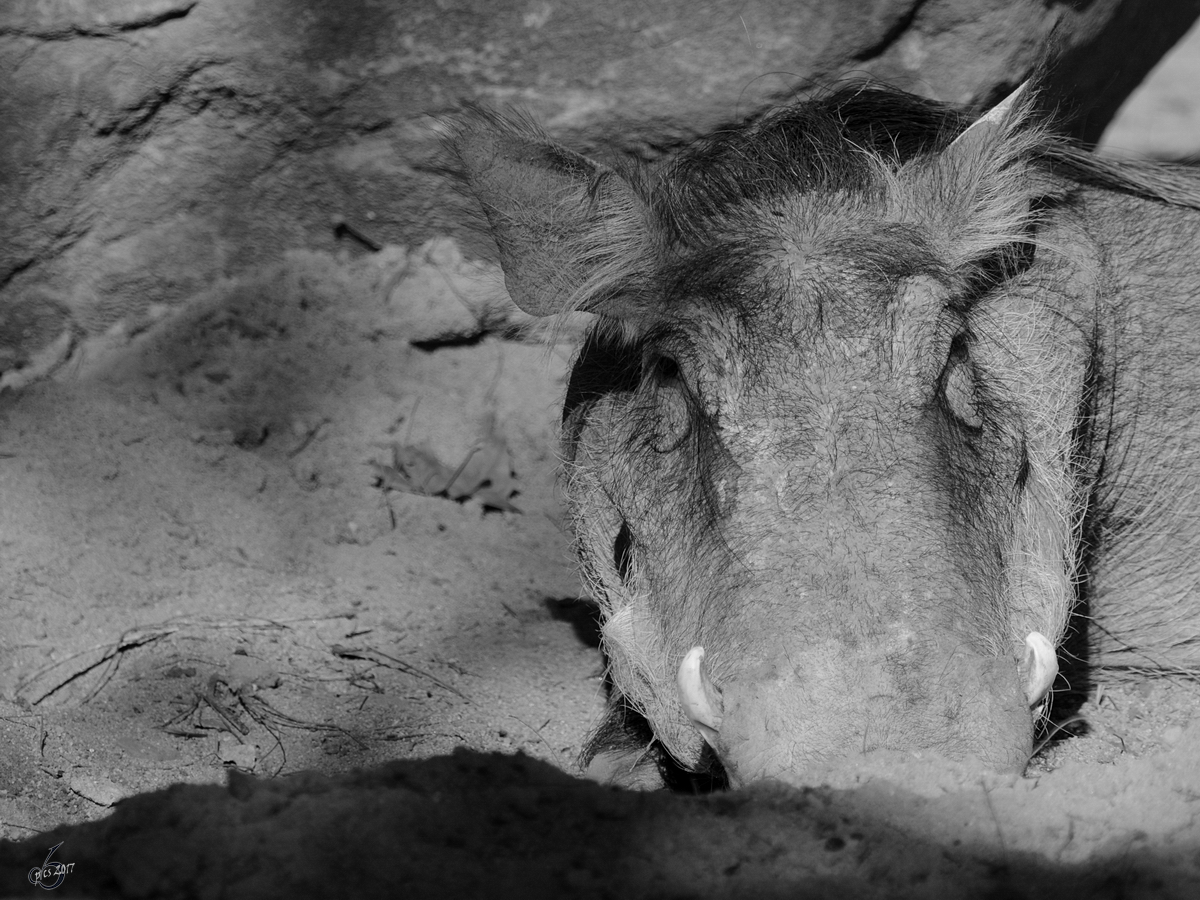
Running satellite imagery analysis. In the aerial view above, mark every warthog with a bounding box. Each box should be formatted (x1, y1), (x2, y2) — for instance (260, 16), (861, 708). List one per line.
(451, 83), (1200, 788)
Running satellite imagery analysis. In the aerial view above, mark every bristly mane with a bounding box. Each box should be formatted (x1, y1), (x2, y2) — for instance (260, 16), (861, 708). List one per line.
(647, 84), (1200, 246)
(653, 86), (971, 244)
(450, 83), (1200, 331)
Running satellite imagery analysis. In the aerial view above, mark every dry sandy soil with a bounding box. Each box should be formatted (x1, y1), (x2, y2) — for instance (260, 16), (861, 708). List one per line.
(2, 19), (1200, 900)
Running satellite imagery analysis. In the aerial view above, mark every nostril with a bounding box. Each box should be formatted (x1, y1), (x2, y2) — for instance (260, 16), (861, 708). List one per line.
(613, 521), (633, 583)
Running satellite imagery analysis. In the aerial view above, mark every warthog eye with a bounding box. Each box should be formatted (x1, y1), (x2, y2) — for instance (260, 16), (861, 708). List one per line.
(648, 352), (680, 384)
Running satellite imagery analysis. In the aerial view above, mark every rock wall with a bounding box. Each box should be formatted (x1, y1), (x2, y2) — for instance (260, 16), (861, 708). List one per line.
(1, 0), (1197, 374)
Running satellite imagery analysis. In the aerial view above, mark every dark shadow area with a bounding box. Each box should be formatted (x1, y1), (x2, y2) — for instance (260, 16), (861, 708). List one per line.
(1039, 591), (1094, 755)
(1, 749), (1195, 899)
(410, 332), (488, 352)
(543, 596), (603, 649)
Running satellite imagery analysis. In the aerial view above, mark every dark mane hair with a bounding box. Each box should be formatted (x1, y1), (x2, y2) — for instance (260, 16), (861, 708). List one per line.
(656, 86), (970, 237)
(650, 83), (1200, 247)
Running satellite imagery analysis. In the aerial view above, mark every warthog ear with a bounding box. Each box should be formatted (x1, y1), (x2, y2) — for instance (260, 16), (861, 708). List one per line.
(448, 109), (653, 319)
(908, 82), (1042, 268)
(949, 82), (1029, 152)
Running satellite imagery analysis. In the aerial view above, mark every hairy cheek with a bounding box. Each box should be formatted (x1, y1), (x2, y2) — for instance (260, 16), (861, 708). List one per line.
(566, 393), (702, 591)
(649, 383), (691, 452)
(930, 422), (1027, 616)
(565, 399), (653, 557)
(580, 388), (684, 490)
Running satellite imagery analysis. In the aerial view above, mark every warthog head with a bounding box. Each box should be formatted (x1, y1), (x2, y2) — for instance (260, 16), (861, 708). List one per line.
(451, 85), (1098, 787)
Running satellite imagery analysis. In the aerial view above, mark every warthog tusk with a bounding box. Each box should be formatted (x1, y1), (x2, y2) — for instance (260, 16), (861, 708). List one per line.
(1023, 631), (1057, 713)
(677, 646), (723, 746)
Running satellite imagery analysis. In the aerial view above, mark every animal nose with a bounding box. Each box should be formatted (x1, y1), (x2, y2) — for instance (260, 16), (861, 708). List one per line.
(677, 639), (1038, 787)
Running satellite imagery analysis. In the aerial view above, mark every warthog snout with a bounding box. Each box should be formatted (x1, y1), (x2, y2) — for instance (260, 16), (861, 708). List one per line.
(677, 634), (1057, 785)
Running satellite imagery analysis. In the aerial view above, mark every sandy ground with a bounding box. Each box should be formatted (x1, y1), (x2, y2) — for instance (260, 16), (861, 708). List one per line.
(1, 18), (1200, 900)
(0, 240), (605, 832)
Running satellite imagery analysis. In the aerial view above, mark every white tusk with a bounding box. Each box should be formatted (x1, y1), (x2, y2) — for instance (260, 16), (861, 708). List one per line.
(676, 646), (723, 746)
(1023, 631), (1057, 710)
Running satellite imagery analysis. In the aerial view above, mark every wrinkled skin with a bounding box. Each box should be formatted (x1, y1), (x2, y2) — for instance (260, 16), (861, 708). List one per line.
(450, 87), (1200, 788)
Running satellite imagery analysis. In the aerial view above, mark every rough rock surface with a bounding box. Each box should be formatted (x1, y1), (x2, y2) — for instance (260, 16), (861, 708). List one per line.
(2, 0), (1198, 370)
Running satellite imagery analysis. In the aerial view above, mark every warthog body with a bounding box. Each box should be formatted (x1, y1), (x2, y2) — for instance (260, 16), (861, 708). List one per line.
(451, 85), (1200, 788)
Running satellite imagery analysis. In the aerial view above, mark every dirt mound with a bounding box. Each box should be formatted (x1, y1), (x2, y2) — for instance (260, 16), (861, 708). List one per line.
(4, 746), (1200, 899)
